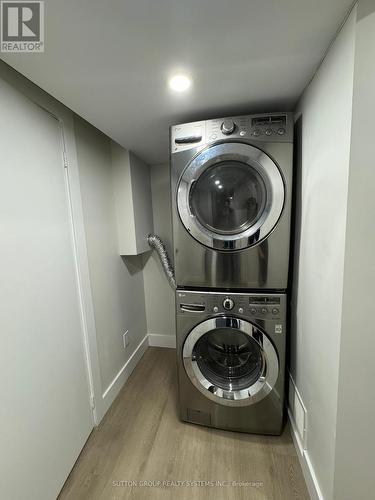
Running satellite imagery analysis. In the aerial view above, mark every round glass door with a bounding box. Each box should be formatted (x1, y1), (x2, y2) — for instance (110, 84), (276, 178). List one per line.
(177, 142), (285, 250)
(190, 161), (267, 235)
(183, 317), (279, 407)
(194, 328), (264, 390)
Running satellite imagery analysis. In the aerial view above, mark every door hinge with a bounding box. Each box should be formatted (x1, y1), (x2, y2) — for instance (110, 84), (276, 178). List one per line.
(90, 395), (96, 410)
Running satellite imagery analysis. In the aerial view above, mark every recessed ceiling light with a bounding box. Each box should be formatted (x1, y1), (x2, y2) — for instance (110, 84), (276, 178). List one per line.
(168, 74), (192, 92)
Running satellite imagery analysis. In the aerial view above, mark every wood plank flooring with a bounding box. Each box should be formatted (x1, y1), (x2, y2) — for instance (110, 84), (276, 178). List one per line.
(58, 347), (309, 500)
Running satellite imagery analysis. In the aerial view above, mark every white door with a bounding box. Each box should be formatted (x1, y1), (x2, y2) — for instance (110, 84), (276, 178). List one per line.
(0, 80), (93, 499)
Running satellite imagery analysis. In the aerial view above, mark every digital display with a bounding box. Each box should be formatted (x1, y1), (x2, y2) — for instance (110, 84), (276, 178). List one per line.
(252, 115), (287, 126)
(249, 297), (280, 304)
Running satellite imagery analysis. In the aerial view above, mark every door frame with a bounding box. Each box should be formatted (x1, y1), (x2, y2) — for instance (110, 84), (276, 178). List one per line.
(0, 61), (104, 424)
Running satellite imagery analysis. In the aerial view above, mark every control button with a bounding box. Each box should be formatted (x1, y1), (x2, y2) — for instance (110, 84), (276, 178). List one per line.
(239, 130), (246, 137)
(277, 128), (285, 135)
(238, 307), (244, 314)
(213, 306), (219, 313)
(250, 308), (257, 314)
(210, 134), (217, 140)
(223, 298), (235, 310)
(265, 128), (273, 136)
(272, 308), (279, 315)
(221, 119), (236, 135)
(261, 307), (268, 314)
(253, 128), (261, 137)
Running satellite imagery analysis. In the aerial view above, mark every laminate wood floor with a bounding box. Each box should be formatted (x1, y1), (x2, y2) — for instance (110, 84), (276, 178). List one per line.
(58, 347), (309, 500)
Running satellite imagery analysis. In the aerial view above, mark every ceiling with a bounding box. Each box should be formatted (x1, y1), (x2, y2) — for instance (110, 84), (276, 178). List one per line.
(1, 0), (353, 164)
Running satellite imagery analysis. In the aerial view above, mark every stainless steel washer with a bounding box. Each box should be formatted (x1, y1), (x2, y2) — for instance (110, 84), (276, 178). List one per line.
(176, 290), (287, 434)
(171, 112), (294, 290)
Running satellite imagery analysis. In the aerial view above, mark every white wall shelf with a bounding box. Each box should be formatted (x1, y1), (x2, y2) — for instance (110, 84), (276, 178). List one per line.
(111, 143), (154, 255)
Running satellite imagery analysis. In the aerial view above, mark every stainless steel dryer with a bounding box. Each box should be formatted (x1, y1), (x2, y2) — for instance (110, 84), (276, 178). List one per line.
(170, 113), (294, 290)
(176, 290), (286, 434)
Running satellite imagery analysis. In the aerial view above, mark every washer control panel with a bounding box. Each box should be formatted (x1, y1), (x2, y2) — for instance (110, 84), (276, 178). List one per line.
(247, 296), (282, 319)
(176, 290), (286, 320)
(171, 112), (293, 153)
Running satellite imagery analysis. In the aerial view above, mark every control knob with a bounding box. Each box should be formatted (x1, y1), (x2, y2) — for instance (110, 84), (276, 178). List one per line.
(221, 119), (236, 135)
(223, 297), (235, 310)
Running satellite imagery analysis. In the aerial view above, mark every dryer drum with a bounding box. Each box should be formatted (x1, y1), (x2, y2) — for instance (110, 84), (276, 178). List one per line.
(188, 160), (267, 236)
(177, 142), (285, 251)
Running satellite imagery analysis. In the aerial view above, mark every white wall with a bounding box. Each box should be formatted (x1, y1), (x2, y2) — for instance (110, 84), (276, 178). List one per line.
(143, 163), (175, 346)
(74, 117), (149, 415)
(333, 2), (375, 498)
(290, 8), (356, 499)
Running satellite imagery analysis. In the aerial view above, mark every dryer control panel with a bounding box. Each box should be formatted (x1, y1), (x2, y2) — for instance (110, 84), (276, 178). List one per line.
(171, 112), (294, 153)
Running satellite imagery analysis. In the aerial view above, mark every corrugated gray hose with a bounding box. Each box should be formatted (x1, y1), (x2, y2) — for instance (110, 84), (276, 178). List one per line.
(147, 234), (176, 289)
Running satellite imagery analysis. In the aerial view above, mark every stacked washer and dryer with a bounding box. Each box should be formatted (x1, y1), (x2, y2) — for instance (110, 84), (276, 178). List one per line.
(170, 113), (293, 434)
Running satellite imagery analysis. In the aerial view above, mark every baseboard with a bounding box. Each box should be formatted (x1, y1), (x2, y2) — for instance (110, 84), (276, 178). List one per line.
(148, 333), (176, 349)
(98, 334), (149, 420)
(288, 409), (324, 500)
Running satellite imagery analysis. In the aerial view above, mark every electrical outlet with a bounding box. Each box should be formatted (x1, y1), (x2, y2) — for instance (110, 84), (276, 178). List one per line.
(123, 330), (130, 349)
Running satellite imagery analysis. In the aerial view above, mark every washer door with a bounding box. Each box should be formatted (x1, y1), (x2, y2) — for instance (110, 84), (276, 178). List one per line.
(183, 316), (279, 407)
(177, 142), (285, 250)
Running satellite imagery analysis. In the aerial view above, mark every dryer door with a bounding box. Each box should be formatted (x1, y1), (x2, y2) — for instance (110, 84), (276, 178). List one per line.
(183, 316), (279, 407)
(177, 142), (284, 250)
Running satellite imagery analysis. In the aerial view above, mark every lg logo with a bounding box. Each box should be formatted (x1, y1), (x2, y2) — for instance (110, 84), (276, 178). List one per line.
(1, 1), (44, 52)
